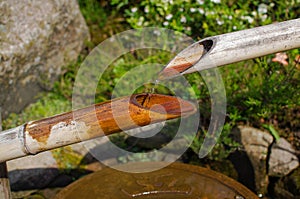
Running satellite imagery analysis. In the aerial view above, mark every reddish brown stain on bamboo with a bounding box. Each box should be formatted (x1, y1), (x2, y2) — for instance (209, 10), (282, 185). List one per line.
(25, 112), (73, 145)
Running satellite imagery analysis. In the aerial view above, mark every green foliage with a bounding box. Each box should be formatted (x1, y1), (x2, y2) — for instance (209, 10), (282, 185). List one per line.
(78, 0), (107, 28)
(94, 49), (174, 102)
(52, 146), (84, 171)
(2, 92), (71, 130)
(222, 50), (300, 126)
(53, 58), (83, 100)
(263, 124), (280, 142)
(188, 121), (240, 161)
(79, 0), (130, 45)
(110, 0), (299, 38)
(101, 0), (297, 160)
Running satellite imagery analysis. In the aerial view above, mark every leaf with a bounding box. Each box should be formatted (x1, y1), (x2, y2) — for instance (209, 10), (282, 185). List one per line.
(262, 124), (280, 142)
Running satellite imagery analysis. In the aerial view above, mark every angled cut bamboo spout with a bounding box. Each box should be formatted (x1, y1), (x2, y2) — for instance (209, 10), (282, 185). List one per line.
(159, 18), (300, 79)
(0, 94), (196, 163)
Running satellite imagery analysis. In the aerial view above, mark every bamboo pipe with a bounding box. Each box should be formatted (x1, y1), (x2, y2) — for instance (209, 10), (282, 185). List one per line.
(0, 94), (196, 163)
(159, 18), (300, 79)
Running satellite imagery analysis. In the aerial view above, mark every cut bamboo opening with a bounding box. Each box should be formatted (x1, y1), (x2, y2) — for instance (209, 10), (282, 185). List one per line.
(159, 18), (300, 79)
(0, 94), (196, 163)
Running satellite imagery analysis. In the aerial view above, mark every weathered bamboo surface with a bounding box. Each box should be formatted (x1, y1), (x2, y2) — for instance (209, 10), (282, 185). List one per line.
(0, 162), (11, 199)
(159, 18), (300, 78)
(0, 94), (196, 163)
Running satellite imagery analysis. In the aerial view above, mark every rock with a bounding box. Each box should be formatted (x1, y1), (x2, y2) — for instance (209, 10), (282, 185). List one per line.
(125, 123), (165, 138)
(228, 150), (256, 191)
(6, 144), (94, 191)
(230, 126), (273, 195)
(270, 167), (300, 199)
(12, 188), (63, 199)
(126, 133), (171, 149)
(38, 188), (63, 199)
(268, 138), (299, 177)
(85, 162), (104, 172)
(125, 123), (173, 149)
(0, 0), (90, 118)
(11, 190), (38, 199)
(272, 179), (297, 199)
(7, 151), (60, 190)
(283, 167), (300, 196)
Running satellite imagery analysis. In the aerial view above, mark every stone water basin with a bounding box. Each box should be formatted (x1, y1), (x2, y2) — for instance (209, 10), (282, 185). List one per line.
(55, 162), (258, 199)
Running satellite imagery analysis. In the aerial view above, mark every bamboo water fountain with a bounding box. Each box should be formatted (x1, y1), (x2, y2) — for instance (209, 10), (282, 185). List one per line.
(0, 18), (299, 198)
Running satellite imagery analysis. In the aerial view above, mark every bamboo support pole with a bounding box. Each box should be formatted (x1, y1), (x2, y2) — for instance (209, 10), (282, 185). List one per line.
(0, 108), (12, 199)
(159, 18), (300, 79)
(0, 94), (196, 163)
(0, 163), (11, 199)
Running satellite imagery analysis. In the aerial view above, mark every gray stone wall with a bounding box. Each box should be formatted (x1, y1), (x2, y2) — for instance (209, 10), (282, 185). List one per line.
(0, 0), (90, 118)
